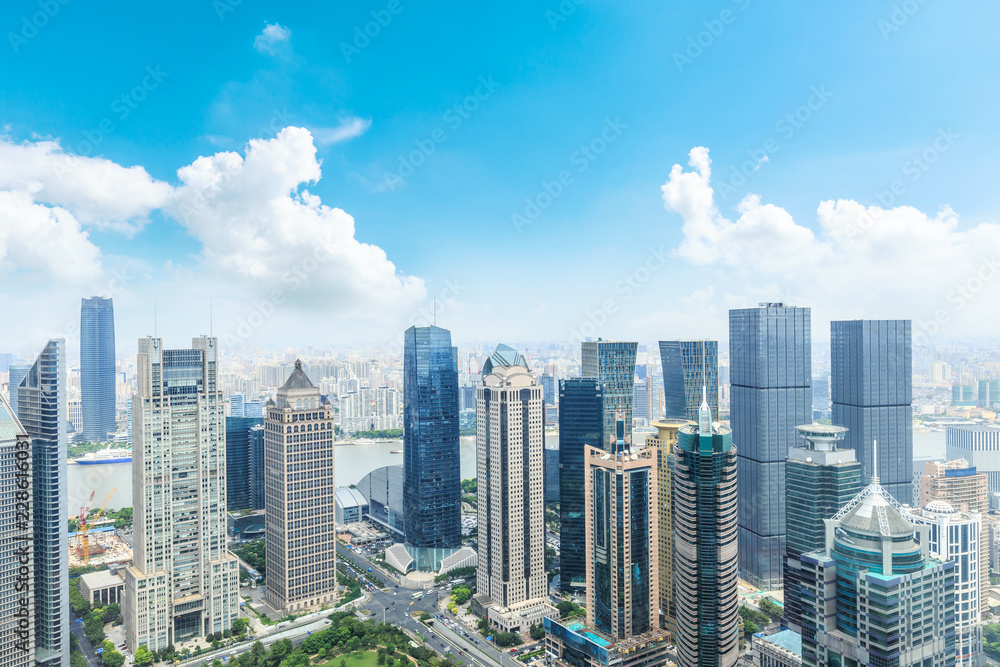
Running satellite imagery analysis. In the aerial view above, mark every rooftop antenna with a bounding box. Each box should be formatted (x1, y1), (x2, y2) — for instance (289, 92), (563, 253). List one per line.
(698, 340), (711, 435)
(871, 439), (879, 486)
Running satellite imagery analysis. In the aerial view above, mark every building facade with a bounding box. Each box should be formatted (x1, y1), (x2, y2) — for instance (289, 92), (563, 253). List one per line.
(80, 297), (116, 443)
(124, 337), (239, 651)
(7, 364), (29, 417)
(673, 399), (740, 667)
(225, 416), (263, 511)
(558, 378), (603, 593)
(730, 303), (812, 590)
(17, 339), (68, 667)
(263, 360), (337, 614)
(248, 423), (265, 511)
(783, 424), (862, 633)
(0, 394), (33, 667)
(946, 425), (1000, 494)
(356, 465), (405, 538)
(403, 326), (461, 571)
(659, 340), (719, 423)
(581, 340), (638, 451)
(831, 319), (913, 504)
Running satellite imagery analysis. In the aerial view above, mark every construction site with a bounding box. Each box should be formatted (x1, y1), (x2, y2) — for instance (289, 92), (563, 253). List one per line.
(68, 488), (133, 569)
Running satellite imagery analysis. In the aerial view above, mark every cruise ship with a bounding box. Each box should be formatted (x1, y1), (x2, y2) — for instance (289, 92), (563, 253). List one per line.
(76, 448), (132, 465)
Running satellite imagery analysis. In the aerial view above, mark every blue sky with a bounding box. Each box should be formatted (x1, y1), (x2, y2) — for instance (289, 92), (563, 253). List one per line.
(1, 0), (999, 354)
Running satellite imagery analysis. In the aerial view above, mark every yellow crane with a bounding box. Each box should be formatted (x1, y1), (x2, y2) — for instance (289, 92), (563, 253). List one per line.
(80, 488), (116, 564)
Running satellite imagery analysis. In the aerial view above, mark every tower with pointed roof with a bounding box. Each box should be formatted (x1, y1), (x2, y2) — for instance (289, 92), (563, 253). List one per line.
(263, 360), (337, 614)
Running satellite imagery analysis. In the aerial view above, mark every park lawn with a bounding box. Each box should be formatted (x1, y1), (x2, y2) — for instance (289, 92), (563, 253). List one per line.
(320, 652), (381, 667)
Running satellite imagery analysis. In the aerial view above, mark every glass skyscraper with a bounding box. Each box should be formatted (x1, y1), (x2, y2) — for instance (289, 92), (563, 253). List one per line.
(659, 340), (719, 423)
(831, 319), (912, 505)
(17, 339), (68, 667)
(80, 297), (116, 443)
(402, 325), (461, 570)
(0, 394), (33, 667)
(558, 378), (602, 593)
(7, 363), (29, 417)
(225, 416), (263, 511)
(581, 340), (637, 450)
(730, 303), (811, 590)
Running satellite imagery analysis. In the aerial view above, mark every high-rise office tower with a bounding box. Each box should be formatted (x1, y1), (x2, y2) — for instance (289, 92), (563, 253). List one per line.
(558, 378), (602, 593)
(799, 471), (956, 667)
(831, 319), (913, 505)
(475, 345), (554, 631)
(229, 392), (246, 418)
(730, 303), (811, 590)
(783, 424), (862, 633)
(673, 393), (739, 667)
(17, 339), (68, 667)
(633, 378), (650, 422)
(7, 363), (29, 416)
(263, 361), (337, 614)
(0, 394), (33, 667)
(581, 340), (637, 449)
(225, 416), (263, 511)
(249, 423), (266, 511)
(403, 326), (461, 570)
(541, 374), (556, 406)
(646, 418), (691, 633)
(659, 340), (719, 423)
(80, 297), (116, 443)
(905, 502), (983, 667)
(124, 337), (239, 650)
(978, 379), (1000, 409)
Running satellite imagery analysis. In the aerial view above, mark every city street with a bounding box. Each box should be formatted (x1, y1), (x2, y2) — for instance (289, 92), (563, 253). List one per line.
(71, 618), (101, 667)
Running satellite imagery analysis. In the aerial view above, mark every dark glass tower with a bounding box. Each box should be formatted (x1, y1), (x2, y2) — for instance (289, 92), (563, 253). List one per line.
(673, 397), (740, 667)
(581, 340), (637, 449)
(8, 363), (30, 416)
(17, 339), (68, 667)
(225, 416), (263, 511)
(659, 340), (719, 423)
(558, 378), (602, 593)
(730, 303), (811, 590)
(783, 424), (862, 633)
(80, 297), (116, 443)
(831, 319), (912, 505)
(402, 326), (460, 570)
(249, 423), (265, 511)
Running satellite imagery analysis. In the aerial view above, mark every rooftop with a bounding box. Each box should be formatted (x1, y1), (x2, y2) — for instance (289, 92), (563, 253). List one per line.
(759, 629), (802, 656)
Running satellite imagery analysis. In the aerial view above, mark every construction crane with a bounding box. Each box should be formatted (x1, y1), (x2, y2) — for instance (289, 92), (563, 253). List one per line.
(80, 488), (116, 564)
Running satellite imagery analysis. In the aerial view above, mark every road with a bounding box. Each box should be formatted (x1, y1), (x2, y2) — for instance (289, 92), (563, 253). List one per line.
(71, 617), (101, 667)
(336, 544), (398, 587)
(178, 619), (331, 667)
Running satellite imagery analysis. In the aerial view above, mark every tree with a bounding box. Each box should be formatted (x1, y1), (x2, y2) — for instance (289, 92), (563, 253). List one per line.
(385, 659), (394, 667)
(232, 618), (249, 636)
(529, 624), (545, 640)
(556, 601), (576, 618)
(494, 632), (522, 648)
(340, 660), (347, 667)
(212, 660), (223, 667)
(103, 652), (125, 667)
(377, 654), (386, 666)
(317, 648), (327, 660)
(743, 620), (759, 635)
(134, 646), (153, 666)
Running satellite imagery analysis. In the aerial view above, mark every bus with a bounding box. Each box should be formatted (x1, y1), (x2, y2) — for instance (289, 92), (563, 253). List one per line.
(411, 592), (423, 600)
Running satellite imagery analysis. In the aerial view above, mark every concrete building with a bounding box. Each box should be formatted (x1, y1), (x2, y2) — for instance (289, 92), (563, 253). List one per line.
(475, 345), (553, 631)
(799, 468), (956, 667)
(730, 303), (812, 590)
(124, 337), (239, 651)
(745, 630), (802, 667)
(79, 570), (125, 606)
(543, 618), (669, 667)
(645, 418), (690, 633)
(673, 396), (740, 667)
(905, 502), (983, 666)
(263, 360), (337, 615)
(946, 425), (1000, 494)
(783, 425), (862, 634)
(0, 393), (33, 667)
(335, 488), (368, 526)
(18, 339), (68, 667)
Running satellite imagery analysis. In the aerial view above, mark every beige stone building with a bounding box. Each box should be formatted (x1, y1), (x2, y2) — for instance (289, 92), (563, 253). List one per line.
(263, 361), (337, 614)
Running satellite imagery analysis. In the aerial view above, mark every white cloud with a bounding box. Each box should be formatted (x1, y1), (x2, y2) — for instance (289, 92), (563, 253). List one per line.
(253, 23), (291, 55)
(661, 147), (1000, 336)
(311, 117), (372, 146)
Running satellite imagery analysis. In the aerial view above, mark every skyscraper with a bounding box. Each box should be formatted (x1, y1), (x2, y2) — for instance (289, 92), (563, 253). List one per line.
(831, 319), (913, 504)
(476, 345), (554, 632)
(17, 339), (68, 667)
(263, 361), (337, 614)
(799, 472), (956, 667)
(80, 297), (116, 443)
(249, 423), (266, 511)
(225, 416), (263, 511)
(783, 424), (862, 633)
(581, 340), (637, 449)
(0, 393), (34, 667)
(403, 325), (461, 570)
(673, 394), (739, 667)
(229, 393), (246, 418)
(558, 378), (602, 593)
(659, 340), (719, 423)
(124, 337), (239, 650)
(7, 363), (29, 416)
(730, 303), (812, 590)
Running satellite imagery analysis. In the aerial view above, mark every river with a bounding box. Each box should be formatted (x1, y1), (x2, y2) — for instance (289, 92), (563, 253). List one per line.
(66, 430), (944, 512)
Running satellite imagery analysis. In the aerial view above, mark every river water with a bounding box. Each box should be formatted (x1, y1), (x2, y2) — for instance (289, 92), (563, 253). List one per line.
(67, 430), (944, 512)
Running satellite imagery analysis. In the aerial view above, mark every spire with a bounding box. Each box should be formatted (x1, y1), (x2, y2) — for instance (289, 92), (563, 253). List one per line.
(871, 439), (879, 485)
(698, 341), (711, 436)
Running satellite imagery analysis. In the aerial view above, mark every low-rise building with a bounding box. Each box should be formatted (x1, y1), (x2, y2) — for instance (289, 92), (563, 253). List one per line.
(544, 617), (669, 667)
(79, 569), (125, 606)
(745, 630), (802, 667)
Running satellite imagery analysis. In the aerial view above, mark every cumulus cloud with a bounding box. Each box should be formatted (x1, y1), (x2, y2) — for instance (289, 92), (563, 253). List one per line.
(253, 23), (291, 55)
(661, 147), (1000, 334)
(311, 117), (371, 146)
